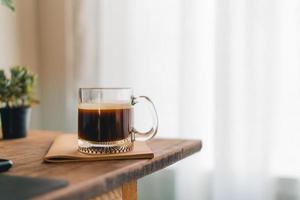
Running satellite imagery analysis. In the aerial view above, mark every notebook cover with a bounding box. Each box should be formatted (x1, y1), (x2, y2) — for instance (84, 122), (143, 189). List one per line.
(0, 174), (68, 200)
(44, 134), (154, 162)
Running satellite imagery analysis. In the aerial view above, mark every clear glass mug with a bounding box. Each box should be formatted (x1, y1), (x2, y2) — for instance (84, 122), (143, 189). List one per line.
(78, 88), (158, 154)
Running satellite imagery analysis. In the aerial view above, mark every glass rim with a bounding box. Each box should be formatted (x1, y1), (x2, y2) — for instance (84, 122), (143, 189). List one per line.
(79, 87), (132, 90)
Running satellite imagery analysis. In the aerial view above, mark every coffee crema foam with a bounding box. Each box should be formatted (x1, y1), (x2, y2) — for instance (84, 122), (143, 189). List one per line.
(78, 103), (132, 110)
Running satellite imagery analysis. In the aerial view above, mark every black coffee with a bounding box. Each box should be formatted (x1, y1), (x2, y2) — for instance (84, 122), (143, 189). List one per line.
(78, 104), (132, 142)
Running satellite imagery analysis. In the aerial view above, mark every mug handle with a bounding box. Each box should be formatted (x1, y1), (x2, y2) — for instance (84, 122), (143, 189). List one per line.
(131, 96), (158, 141)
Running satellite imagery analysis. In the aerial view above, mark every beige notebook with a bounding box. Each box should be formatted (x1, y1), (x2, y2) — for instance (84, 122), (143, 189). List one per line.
(44, 134), (154, 163)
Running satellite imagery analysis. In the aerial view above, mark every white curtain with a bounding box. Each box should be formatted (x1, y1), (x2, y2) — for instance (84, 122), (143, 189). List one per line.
(37, 0), (300, 199)
(214, 0), (300, 199)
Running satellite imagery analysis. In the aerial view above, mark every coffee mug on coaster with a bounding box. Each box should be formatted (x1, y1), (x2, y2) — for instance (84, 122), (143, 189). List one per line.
(78, 88), (158, 154)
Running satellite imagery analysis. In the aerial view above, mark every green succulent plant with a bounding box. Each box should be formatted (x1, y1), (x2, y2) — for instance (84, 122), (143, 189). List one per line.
(1, 0), (14, 11)
(0, 66), (38, 108)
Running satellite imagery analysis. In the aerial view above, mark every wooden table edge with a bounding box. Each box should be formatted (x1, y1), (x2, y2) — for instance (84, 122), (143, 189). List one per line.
(34, 139), (202, 200)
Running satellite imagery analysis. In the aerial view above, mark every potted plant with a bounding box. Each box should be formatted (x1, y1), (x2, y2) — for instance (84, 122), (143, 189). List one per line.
(0, 66), (38, 139)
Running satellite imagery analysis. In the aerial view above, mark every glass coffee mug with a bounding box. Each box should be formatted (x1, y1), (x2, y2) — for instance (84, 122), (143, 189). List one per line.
(78, 88), (158, 154)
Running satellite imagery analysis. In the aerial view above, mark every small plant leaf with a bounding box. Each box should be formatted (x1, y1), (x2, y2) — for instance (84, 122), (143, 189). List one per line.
(1, 0), (15, 11)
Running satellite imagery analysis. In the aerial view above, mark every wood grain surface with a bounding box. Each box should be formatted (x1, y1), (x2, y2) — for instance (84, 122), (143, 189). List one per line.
(0, 130), (202, 200)
(90, 180), (136, 200)
(122, 180), (137, 200)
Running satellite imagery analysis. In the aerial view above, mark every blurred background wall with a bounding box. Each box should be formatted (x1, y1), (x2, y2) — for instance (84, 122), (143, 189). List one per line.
(1, 0), (300, 200)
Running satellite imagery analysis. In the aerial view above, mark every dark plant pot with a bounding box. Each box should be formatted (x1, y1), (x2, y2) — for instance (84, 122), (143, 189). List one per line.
(0, 106), (31, 139)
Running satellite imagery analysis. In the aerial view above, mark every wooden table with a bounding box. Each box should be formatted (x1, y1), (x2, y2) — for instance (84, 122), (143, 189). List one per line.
(1, 130), (202, 200)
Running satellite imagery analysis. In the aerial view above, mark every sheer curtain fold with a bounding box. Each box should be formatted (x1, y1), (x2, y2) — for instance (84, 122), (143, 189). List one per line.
(214, 0), (280, 199)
